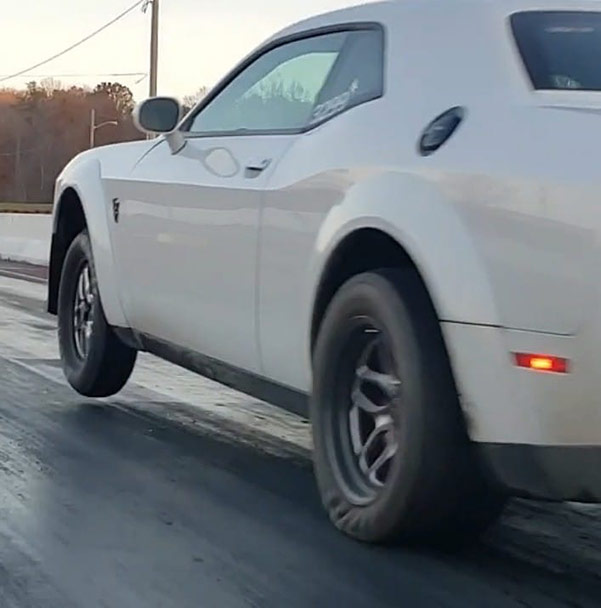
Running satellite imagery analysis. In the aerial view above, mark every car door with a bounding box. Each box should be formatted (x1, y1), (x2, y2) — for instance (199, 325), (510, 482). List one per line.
(109, 31), (350, 373)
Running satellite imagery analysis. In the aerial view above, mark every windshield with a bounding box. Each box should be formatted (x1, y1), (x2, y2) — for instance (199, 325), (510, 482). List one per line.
(511, 11), (601, 91)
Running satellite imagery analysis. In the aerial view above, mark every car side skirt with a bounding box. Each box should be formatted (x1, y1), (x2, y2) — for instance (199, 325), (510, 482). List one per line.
(139, 333), (309, 418)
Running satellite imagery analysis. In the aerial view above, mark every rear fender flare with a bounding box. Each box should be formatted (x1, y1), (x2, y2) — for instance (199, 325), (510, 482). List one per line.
(307, 172), (501, 346)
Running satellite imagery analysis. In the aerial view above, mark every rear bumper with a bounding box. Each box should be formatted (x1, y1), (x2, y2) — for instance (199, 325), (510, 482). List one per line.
(481, 444), (601, 502)
(442, 322), (601, 445)
(442, 322), (601, 502)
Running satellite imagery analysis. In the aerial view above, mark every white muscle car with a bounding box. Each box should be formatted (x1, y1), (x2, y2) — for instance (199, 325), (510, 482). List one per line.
(48, 0), (601, 544)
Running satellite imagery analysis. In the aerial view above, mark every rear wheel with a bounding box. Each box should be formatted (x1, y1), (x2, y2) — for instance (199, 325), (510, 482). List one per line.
(58, 231), (137, 397)
(311, 269), (505, 545)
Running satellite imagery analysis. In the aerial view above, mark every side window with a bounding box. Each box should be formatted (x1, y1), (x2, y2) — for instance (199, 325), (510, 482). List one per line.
(310, 29), (384, 126)
(185, 27), (384, 135)
(186, 33), (348, 134)
(511, 12), (601, 91)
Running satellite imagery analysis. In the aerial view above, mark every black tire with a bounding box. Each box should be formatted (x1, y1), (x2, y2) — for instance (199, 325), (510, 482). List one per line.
(57, 231), (137, 398)
(311, 269), (505, 545)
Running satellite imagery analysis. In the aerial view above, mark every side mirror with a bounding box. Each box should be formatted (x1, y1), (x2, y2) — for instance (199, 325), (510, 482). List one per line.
(134, 97), (186, 154)
(134, 97), (182, 135)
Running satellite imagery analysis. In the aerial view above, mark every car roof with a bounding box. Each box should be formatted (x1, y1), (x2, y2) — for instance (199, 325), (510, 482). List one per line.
(241, 0), (601, 115)
(270, 0), (601, 42)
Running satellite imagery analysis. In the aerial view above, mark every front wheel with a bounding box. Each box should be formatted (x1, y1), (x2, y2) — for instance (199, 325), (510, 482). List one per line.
(57, 231), (137, 397)
(311, 269), (505, 545)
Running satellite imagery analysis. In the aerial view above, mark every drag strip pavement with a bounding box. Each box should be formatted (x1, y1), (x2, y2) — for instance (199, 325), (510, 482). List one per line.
(0, 270), (599, 607)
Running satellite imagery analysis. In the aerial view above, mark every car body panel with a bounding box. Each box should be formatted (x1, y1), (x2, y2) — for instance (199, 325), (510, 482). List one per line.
(103, 135), (295, 373)
(258, 113), (502, 390)
(53, 140), (159, 328)
(444, 322), (601, 447)
(258, 104), (598, 393)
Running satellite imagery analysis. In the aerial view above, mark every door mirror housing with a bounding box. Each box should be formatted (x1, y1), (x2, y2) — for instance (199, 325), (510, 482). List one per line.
(134, 97), (186, 154)
(134, 97), (182, 134)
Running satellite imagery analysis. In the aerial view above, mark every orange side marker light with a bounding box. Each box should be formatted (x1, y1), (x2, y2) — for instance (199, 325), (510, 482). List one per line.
(514, 353), (569, 374)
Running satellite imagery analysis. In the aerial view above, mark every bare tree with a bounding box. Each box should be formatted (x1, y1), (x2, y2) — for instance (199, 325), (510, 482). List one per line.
(183, 86), (209, 113)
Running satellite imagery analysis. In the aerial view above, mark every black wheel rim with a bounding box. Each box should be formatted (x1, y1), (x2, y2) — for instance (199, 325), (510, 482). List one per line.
(327, 318), (402, 506)
(72, 262), (95, 360)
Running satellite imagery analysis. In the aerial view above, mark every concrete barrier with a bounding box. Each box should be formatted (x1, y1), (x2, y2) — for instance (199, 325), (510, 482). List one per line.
(0, 214), (52, 265)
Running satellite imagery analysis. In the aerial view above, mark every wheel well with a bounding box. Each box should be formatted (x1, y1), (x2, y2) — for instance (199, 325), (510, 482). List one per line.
(47, 188), (87, 315)
(311, 228), (432, 351)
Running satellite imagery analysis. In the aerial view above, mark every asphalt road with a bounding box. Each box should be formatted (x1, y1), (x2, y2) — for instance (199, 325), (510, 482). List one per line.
(0, 262), (599, 608)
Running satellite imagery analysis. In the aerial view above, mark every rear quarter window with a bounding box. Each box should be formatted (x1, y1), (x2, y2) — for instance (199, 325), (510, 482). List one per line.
(511, 11), (601, 91)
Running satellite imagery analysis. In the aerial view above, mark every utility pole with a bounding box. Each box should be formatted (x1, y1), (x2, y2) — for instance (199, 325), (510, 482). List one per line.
(14, 132), (22, 201)
(90, 108), (96, 149)
(149, 0), (160, 97)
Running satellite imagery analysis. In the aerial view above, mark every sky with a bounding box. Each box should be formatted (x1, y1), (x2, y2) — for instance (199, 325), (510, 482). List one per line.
(1, 0), (373, 101)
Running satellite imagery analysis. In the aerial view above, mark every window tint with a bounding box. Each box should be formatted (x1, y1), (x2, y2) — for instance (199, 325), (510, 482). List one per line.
(186, 27), (384, 135)
(512, 11), (601, 91)
(310, 29), (384, 126)
(187, 33), (347, 134)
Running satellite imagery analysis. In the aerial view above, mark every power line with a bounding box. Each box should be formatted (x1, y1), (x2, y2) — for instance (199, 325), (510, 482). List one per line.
(0, 72), (146, 79)
(0, 0), (146, 84)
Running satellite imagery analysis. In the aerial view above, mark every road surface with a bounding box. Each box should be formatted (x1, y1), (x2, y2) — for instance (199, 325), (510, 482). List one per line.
(0, 261), (599, 607)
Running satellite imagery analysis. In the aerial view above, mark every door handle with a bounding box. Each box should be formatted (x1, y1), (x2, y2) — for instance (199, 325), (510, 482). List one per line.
(245, 158), (272, 175)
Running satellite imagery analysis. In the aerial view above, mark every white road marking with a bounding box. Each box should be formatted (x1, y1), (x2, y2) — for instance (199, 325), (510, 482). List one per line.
(0, 274), (311, 454)
(0, 273), (48, 301)
(0, 269), (46, 284)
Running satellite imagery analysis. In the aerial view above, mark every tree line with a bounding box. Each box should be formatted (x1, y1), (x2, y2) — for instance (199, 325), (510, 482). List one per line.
(0, 82), (210, 204)
(0, 81), (143, 203)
